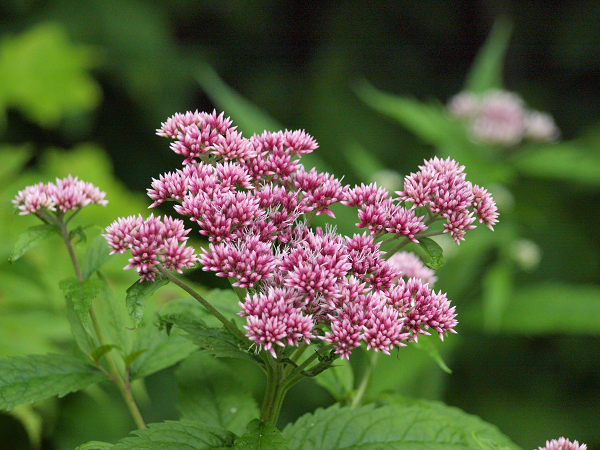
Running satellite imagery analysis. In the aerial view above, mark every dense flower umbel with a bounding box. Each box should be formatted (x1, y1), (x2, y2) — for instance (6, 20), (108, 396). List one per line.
(537, 438), (587, 450)
(448, 90), (560, 145)
(105, 110), (498, 358)
(13, 175), (108, 216)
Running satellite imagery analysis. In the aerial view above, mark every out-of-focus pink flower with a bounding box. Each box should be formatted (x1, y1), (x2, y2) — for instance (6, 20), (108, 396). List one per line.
(447, 90), (560, 146)
(537, 438), (587, 450)
(388, 251), (437, 285)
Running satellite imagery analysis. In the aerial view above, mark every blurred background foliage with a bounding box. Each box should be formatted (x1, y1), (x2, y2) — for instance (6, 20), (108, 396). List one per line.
(0, 1), (599, 449)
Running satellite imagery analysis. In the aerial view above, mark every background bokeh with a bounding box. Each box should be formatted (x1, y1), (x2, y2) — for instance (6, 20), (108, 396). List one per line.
(1, 1), (599, 449)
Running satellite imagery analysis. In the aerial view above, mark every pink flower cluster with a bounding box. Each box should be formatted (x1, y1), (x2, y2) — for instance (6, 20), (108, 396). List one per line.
(448, 90), (560, 146)
(103, 214), (197, 281)
(104, 110), (498, 358)
(13, 175), (108, 216)
(537, 438), (587, 450)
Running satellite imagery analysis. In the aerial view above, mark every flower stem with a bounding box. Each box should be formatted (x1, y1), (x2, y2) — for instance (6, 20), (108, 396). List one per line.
(157, 265), (251, 346)
(59, 219), (146, 429)
(351, 351), (378, 407)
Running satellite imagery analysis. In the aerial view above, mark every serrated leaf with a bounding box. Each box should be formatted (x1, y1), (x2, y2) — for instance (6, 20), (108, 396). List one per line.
(176, 352), (259, 436)
(472, 432), (513, 450)
(282, 400), (522, 450)
(499, 282), (600, 334)
(417, 237), (445, 270)
(463, 18), (513, 94)
(125, 276), (169, 327)
(60, 277), (105, 336)
(313, 358), (354, 403)
(75, 442), (114, 450)
(81, 234), (114, 280)
(128, 322), (197, 380)
(110, 420), (235, 449)
(8, 224), (60, 264)
(0, 354), (106, 411)
(159, 306), (256, 363)
(66, 295), (96, 355)
(234, 419), (289, 450)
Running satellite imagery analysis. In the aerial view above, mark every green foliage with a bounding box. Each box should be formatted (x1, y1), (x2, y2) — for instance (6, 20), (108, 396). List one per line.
(283, 399), (522, 450)
(0, 354), (106, 411)
(176, 352), (259, 437)
(105, 420), (236, 449)
(416, 236), (445, 270)
(8, 224), (61, 264)
(234, 419), (290, 450)
(313, 358), (354, 403)
(60, 277), (106, 336)
(127, 322), (197, 380)
(125, 276), (170, 327)
(0, 22), (101, 128)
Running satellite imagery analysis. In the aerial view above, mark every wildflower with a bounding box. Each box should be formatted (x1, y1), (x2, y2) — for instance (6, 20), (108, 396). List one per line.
(447, 89), (560, 146)
(537, 438), (587, 450)
(103, 214), (197, 281)
(387, 251), (437, 285)
(13, 176), (108, 216)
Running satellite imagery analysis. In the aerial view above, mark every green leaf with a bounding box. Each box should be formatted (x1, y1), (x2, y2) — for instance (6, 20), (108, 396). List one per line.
(125, 276), (169, 327)
(75, 441), (114, 450)
(510, 143), (600, 187)
(90, 345), (121, 362)
(413, 335), (453, 374)
(417, 237), (445, 270)
(0, 354), (106, 411)
(353, 81), (455, 147)
(234, 419), (289, 450)
(60, 277), (105, 336)
(176, 352), (259, 436)
(313, 358), (354, 403)
(0, 22), (101, 128)
(81, 234), (114, 280)
(463, 18), (513, 94)
(159, 304), (257, 363)
(282, 400), (522, 450)
(128, 322), (197, 380)
(8, 224), (60, 264)
(482, 259), (514, 332)
(110, 420), (235, 449)
(499, 282), (600, 334)
(65, 295), (96, 355)
(472, 432), (513, 450)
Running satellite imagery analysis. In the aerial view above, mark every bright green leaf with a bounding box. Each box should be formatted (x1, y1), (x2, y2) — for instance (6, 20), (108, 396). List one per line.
(8, 224), (60, 264)
(472, 432), (514, 450)
(0, 354), (106, 411)
(128, 322), (197, 380)
(417, 237), (445, 270)
(159, 304), (257, 363)
(234, 419), (289, 450)
(81, 234), (114, 280)
(0, 22), (101, 128)
(176, 352), (259, 436)
(60, 277), (105, 336)
(413, 335), (453, 374)
(125, 276), (169, 327)
(66, 296), (96, 355)
(110, 420), (235, 449)
(463, 18), (513, 94)
(283, 400), (522, 450)
(90, 345), (121, 362)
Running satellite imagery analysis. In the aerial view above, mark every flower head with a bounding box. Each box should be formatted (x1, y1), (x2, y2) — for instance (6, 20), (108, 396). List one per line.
(537, 438), (587, 450)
